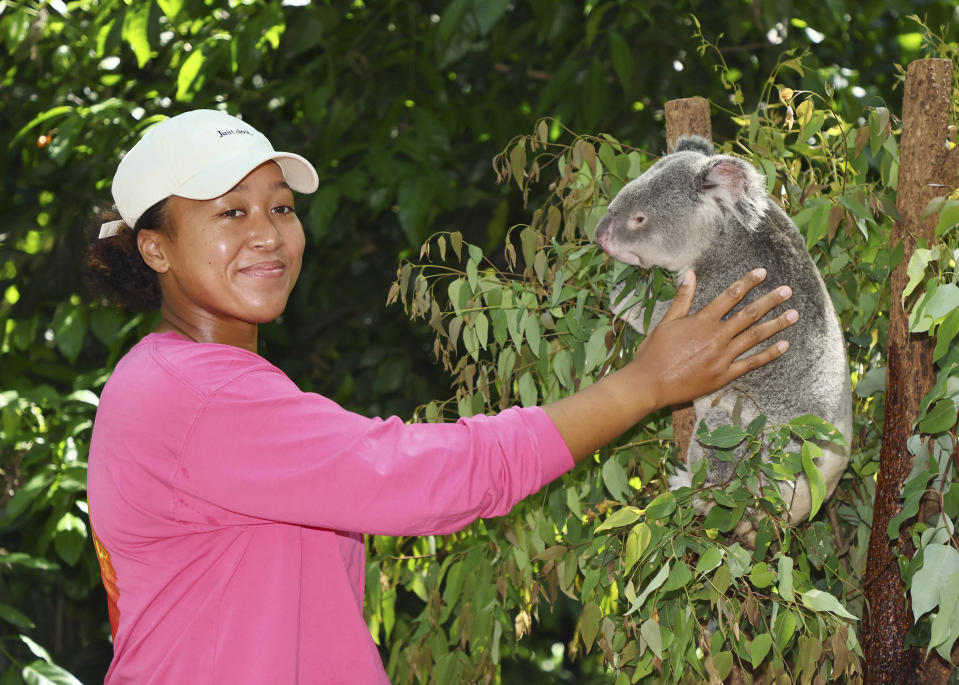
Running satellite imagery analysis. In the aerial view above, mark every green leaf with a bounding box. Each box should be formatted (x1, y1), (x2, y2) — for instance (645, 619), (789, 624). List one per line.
(176, 47), (206, 101)
(553, 348), (572, 389)
(640, 618), (663, 659)
(888, 469), (934, 539)
(933, 309), (959, 361)
(930, 569), (959, 660)
(0, 553), (59, 571)
(466, 258), (479, 292)
(750, 632), (772, 669)
(473, 312), (489, 351)
(6, 471), (53, 521)
(921, 283), (959, 322)
(644, 493), (676, 521)
(775, 610), (797, 649)
(51, 302), (87, 365)
(626, 562), (669, 615)
(661, 561), (693, 592)
(749, 562), (776, 588)
(778, 555), (794, 601)
(509, 141), (526, 190)
(935, 199), (959, 236)
(919, 400), (957, 434)
(431, 652), (467, 685)
(523, 311), (542, 358)
(793, 200), (831, 249)
(54, 512), (88, 566)
(608, 31), (633, 91)
(854, 366), (886, 398)
(397, 177), (434, 246)
(156, 0), (183, 21)
(22, 660), (83, 685)
(911, 544), (959, 621)
(711, 651), (733, 681)
(801, 441), (826, 520)
(788, 414), (846, 444)
(519, 227), (538, 270)
(695, 546), (723, 575)
(122, 2), (152, 68)
(624, 523), (651, 573)
(595, 506), (642, 532)
(697, 424), (747, 448)
(920, 195), (946, 221)
(10, 105), (73, 148)
(66, 390), (100, 406)
(517, 371), (537, 407)
(902, 248), (935, 304)
(0, 604), (34, 630)
(583, 324), (611, 374)
(308, 185), (340, 241)
(602, 457), (630, 501)
(580, 601), (601, 652)
(725, 544), (752, 578)
(800, 589), (858, 620)
(20, 636), (51, 663)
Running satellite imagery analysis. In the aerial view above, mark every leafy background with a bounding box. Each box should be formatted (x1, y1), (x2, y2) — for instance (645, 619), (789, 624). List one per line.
(1, 0), (958, 683)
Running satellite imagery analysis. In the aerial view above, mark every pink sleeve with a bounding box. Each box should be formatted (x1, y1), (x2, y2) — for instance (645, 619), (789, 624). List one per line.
(174, 368), (574, 535)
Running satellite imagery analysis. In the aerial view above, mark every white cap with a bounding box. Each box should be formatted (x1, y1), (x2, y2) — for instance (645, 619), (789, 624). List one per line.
(99, 109), (319, 239)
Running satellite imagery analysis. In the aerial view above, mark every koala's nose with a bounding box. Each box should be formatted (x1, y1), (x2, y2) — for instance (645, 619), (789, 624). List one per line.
(594, 215), (611, 242)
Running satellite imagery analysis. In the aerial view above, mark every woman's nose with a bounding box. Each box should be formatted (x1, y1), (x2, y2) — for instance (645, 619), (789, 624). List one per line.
(250, 210), (282, 248)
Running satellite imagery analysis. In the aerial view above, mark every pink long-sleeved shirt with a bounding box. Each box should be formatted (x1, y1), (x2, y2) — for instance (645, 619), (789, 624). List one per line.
(87, 332), (573, 684)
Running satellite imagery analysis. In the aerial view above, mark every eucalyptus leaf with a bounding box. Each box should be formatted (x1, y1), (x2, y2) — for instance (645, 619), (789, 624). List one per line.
(594, 506), (642, 533)
(625, 563), (669, 615)
(800, 589), (859, 620)
(601, 458), (630, 502)
(911, 544), (959, 621)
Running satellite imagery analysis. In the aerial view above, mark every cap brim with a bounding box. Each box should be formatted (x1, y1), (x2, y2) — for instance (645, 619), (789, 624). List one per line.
(173, 150), (319, 200)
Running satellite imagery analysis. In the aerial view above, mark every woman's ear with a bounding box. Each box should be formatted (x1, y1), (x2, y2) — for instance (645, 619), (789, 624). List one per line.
(137, 230), (171, 274)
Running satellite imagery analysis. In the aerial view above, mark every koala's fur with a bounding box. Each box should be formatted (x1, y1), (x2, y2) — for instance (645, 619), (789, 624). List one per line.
(594, 136), (851, 539)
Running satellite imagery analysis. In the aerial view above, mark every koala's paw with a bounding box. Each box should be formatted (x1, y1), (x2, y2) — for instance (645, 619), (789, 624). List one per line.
(668, 467), (692, 491)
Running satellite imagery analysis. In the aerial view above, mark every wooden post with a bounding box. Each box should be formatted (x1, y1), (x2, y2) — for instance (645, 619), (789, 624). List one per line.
(663, 97), (712, 460)
(862, 58), (956, 684)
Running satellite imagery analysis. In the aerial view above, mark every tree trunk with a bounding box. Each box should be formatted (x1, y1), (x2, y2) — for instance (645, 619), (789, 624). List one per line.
(663, 97), (712, 460)
(862, 57), (954, 684)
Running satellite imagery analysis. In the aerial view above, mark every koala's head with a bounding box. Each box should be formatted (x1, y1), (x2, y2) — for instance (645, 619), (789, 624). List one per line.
(595, 136), (767, 274)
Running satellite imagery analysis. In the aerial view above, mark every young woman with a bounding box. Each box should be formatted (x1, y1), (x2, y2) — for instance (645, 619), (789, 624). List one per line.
(86, 109), (797, 684)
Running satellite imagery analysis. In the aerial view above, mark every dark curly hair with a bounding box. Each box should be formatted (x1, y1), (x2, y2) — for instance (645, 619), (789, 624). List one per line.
(85, 198), (170, 310)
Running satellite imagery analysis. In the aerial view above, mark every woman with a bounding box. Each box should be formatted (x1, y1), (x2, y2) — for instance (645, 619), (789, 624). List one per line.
(86, 109), (797, 684)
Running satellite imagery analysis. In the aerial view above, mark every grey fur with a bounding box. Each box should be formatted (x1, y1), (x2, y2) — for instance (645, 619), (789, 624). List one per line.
(673, 135), (716, 156)
(595, 136), (851, 539)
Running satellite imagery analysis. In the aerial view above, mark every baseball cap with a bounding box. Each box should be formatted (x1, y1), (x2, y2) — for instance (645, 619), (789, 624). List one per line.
(98, 109), (319, 239)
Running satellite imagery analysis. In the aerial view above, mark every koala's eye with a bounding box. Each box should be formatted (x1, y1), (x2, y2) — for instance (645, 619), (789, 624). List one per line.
(702, 181), (718, 190)
(632, 213), (646, 227)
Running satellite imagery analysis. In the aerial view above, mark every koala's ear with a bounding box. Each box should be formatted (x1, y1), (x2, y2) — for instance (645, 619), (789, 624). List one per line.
(700, 157), (766, 231)
(673, 135), (714, 156)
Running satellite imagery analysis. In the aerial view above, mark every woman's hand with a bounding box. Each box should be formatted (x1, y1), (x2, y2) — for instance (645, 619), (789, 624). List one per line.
(542, 268), (797, 462)
(632, 268), (796, 410)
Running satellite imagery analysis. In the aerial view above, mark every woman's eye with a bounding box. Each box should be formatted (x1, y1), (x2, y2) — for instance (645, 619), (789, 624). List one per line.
(221, 209), (245, 218)
(273, 205), (295, 215)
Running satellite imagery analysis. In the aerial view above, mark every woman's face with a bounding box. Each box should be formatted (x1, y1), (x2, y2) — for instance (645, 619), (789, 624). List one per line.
(151, 161), (306, 329)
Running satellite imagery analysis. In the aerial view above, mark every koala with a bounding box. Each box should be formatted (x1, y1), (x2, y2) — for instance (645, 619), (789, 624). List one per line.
(594, 136), (851, 539)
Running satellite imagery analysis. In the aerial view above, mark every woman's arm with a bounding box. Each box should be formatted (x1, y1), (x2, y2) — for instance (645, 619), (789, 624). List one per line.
(542, 268), (797, 462)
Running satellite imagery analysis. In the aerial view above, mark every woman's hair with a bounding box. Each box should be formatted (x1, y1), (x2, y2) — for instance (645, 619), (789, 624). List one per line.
(85, 198), (170, 310)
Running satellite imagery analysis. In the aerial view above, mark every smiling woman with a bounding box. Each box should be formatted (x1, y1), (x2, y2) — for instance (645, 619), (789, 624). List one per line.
(84, 109), (796, 685)
(139, 163), (306, 350)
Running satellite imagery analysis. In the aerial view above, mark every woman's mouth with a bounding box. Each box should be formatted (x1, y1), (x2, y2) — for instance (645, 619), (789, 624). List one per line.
(239, 261), (286, 277)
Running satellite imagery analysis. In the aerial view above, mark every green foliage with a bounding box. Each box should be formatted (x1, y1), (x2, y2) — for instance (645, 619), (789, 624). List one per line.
(385, 37), (959, 682)
(3, 0), (959, 681)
